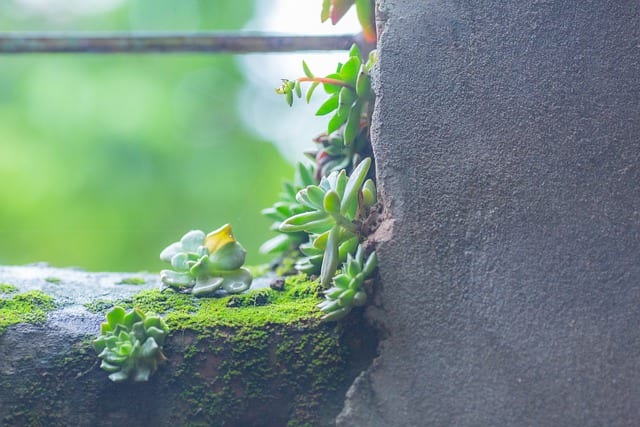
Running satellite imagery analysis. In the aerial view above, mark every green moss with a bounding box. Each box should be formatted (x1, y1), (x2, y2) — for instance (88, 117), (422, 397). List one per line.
(45, 277), (62, 284)
(87, 273), (323, 332)
(116, 277), (146, 285)
(0, 283), (18, 294)
(0, 290), (56, 334)
(4, 273), (375, 426)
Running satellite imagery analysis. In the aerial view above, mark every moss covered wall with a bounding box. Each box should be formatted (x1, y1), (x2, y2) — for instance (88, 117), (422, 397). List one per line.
(0, 266), (376, 426)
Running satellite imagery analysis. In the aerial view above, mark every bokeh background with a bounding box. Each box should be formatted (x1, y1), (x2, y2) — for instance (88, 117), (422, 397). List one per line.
(0, 0), (358, 272)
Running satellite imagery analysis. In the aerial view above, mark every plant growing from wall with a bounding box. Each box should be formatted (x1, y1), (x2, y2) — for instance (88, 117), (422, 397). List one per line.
(93, 306), (169, 382)
(267, 25), (379, 320)
(160, 224), (252, 297)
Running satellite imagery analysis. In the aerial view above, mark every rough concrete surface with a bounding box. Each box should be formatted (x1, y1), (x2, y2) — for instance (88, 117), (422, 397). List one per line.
(339, 1), (640, 426)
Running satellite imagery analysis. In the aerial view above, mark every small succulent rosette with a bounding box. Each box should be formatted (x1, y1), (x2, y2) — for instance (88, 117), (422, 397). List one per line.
(318, 245), (377, 322)
(93, 306), (168, 383)
(160, 224), (253, 297)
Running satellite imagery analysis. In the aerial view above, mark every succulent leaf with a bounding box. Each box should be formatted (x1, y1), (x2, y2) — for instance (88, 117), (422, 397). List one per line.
(94, 306), (169, 383)
(160, 225), (253, 297)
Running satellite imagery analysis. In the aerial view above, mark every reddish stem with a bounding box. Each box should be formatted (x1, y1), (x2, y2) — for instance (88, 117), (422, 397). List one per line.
(297, 76), (354, 89)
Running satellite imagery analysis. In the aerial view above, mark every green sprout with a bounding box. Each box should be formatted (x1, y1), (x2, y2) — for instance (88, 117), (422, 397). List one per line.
(93, 306), (169, 383)
(318, 244), (377, 321)
(260, 162), (317, 257)
(160, 224), (252, 297)
(276, 44), (376, 146)
(279, 157), (376, 288)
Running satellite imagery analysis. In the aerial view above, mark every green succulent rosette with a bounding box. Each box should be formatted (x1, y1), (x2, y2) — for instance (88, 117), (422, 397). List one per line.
(160, 224), (252, 297)
(318, 245), (377, 321)
(93, 306), (169, 383)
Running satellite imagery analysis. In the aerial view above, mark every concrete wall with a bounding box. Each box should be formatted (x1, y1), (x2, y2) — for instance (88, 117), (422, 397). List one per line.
(339, 1), (640, 425)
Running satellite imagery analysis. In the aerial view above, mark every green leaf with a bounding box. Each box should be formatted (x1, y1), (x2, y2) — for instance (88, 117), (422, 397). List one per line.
(361, 178), (377, 207)
(285, 90), (293, 107)
(353, 290), (367, 306)
(338, 288), (356, 305)
(340, 57), (362, 85)
(327, 112), (348, 134)
(106, 306), (126, 328)
(362, 251), (378, 276)
(316, 94), (339, 116)
(349, 43), (361, 59)
(259, 234), (294, 255)
(337, 87), (357, 119)
(280, 215), (334, 234)
(320, 226), (341, 287)
(340, 157), (371, 216)
(320, 306), (351, 322)
(343, 100), (362, 146)
(333, 275), (351, 289)
(323, 73), (343, 94)
(306, 81), (319, 103)
(294, 80), (302, 98)
(303, 185), (327, 209)
(323, 190), (341, 215)
(355, 64), (371, 98)
(335, 170), (348, 198)
(302, 60), (314, 78)
(297, 161), (316, 186)
(180, 230), (205, 252)
(124, 309), (144, 329)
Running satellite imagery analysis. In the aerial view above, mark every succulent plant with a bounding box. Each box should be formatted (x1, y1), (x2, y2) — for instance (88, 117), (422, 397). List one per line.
(260, 162), (317, 257)
(276, 44), (376, 146)
(93, 306), (169, 382)
(160, 224), (252, 297)
(318, 245), (377, 321)
(307, 125), (369, 180)
(279, 157), (376, 287)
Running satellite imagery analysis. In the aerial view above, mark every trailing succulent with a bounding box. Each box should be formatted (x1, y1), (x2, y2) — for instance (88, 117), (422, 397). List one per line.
(160, 224), (252, 297)
(93, 306), (169, 382)
(276, 44), (375, 150)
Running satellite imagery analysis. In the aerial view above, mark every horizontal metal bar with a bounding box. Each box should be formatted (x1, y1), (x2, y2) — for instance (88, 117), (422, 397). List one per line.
(0, 32), (357, 54)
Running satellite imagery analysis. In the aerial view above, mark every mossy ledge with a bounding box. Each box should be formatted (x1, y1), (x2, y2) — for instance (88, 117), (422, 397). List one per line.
(0, 265), (377, 426)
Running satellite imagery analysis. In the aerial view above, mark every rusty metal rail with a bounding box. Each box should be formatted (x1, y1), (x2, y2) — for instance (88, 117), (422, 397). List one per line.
(0, 32), (358, 54)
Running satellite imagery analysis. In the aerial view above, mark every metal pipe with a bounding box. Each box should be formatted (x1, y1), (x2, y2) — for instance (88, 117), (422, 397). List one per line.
(0, 32), (357, 54)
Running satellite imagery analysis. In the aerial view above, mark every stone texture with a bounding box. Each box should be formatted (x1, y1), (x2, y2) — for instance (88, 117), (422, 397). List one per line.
(339, 0), (640, 425)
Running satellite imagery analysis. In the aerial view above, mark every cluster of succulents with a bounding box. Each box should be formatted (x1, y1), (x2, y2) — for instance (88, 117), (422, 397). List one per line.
(318, 245), (377, 321)
(159, 224), (252, 297)
(270, 32), (379, 321)
(279, 158), (375, 284)
(93, 306), (168, 383)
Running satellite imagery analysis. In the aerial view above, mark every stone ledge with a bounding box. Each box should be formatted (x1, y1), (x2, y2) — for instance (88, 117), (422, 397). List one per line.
(0, 264), (376, 426)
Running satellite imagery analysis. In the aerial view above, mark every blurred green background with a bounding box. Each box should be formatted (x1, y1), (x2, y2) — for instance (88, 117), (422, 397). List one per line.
(0, 0), (292, 271)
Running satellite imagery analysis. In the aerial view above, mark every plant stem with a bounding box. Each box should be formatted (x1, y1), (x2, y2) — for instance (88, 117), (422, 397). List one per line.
(298, 77), (354, 89)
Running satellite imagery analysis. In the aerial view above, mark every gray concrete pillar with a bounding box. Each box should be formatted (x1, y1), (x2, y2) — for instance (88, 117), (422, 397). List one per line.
(339, 1), (640, 425)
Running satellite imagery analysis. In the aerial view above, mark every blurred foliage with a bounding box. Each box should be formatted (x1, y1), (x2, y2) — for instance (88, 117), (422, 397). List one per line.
(0, 0), (291, 271)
